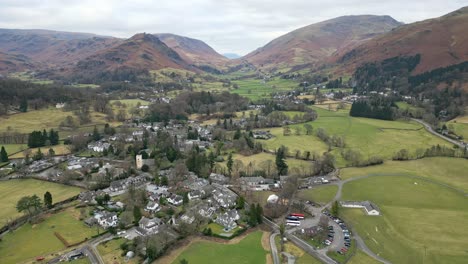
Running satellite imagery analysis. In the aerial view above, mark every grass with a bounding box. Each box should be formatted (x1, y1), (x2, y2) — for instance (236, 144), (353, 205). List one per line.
(275, 236), (322, 264)
(9, 144), (71, 159)
(247, 190), (276, 207)
(341, 175), (468, 264)
(347, 250), (381, 264)
(262, 106), (451, 167)
(297, 185), (338, 204)
(172, 230), (268, 264)
(0, 179), (82, 226)
(0, 208), (101, 264)
(446, 113), (468, 140)
(223, 152), (314, 174)
(340, 157), (468, 192)
(327, 239), (356, 263)
(97, 238), (140, 264)
(231, 78), (298, 101)
(1, 144), (28, 155)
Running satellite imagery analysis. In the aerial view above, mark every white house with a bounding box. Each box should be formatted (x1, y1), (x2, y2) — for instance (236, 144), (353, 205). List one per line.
(94, 211), (118, 228)
(145, 201), (160, 212)
(340, 201), (381, 216)
(167, 194), (183, 206)
(138, 217), (163, 235)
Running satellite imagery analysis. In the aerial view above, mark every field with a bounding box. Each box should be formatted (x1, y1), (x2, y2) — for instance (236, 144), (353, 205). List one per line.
(0, 179), (82, 226)
(260, 106), (451, 167)
(347, 250), (380, 264)
(446, 113), (468, 140)
(275, 235), (322, 264)
(341, 174), (468, 264)
(172, 231), (268, 264)
(1, 144), (28, 156)
(97, 238), (140, 264)
(9, 144), (71, 159)
(340, 157), (468, 192)
(231, 78), (299, 100)
(224, 153), (314, 174)
(0, 208), (101, 264)
(297, 185), (338, 205)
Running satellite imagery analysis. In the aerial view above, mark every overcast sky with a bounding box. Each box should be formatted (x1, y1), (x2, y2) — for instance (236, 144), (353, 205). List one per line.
(0, 0), (466, 55)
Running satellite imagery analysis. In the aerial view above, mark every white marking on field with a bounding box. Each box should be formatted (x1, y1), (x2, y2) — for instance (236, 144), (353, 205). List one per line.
(372, 238), (379, 245)
(375, 226), (379, 232)
(414, 182), (418, 185)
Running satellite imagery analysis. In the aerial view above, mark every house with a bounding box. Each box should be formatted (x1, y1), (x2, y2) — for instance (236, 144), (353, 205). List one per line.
(197, 204), (215, 218)
(94, 211), (118, 228)
(340, 201), (381, 216)
(138, 217), (163, 235)
(56, 102), (66, 109)
(167, 194), (183, 206)
(215, 209), (240, 231)
(87, 142), (111, 153)
(252, 130), (272, 140)
(240, 176), (277, 191)
(145, 201), (160, 212)
(212, 185), (237, 208)
(209, 173), (229, 185)
(188, 190), (203, 200)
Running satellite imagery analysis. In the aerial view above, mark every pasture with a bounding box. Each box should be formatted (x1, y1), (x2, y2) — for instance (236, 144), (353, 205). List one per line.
(9, 144), (71, 159)
(232, 78), (298, 100)
(0, 208), (101, 264)
(341, 175), (468, 264)
(260, 106), (451, 166)
(1, 144), (28, 156)
(172, 230), (268, 264)
(297, 185), (338, 205)
(0, 179), (82, 226)
(224, 152), (314, 174)
(97, 238), (140, 264)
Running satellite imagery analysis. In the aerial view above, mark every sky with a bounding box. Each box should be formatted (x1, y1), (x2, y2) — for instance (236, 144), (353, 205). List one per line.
(0, 0), (466, 55)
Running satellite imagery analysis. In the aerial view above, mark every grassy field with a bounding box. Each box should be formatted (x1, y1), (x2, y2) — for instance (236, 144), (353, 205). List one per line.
(340, 157), (468, 192)
(261, 106), (451, 167)
(297, 185), (338, 204)
(341, 175), (468, 264)
(9, 144), (71, 159)
(1, 144), (28, 155)
(446, 113), (468, 140)
(275, 235), (322, 264)
(97, 238), (139, 264)
(0, 179), (82, 226)
(231, 78), (298, 101)
(172, 231), (268, 264)
(0, 208), (101, 264)
(223, 153), (314, 174)
(347, 250), (380, 264)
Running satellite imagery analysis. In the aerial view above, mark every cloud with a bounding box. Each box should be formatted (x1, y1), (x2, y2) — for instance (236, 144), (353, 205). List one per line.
(0, 0), (465, 55)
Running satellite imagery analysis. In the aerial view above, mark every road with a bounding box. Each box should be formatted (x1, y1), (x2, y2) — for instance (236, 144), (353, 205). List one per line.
(270, 232), (281, 264)
(411, 118), (465, 148)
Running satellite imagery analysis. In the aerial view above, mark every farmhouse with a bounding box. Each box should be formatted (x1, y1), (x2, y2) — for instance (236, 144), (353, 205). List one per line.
(340, 201), (381, 216)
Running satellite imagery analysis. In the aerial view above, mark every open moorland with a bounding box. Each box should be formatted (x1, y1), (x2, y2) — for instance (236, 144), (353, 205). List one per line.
(0, 208), (101, 264)
(172, 231), (268, 264)
(340, 157), (468, 264)
(0, 179), (82, 226)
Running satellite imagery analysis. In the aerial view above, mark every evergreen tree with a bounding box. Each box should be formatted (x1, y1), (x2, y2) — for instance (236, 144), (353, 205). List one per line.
(133, 206), (142, 223)
(227, 153), (233, 176)
(0, 146), (8, 162)
(44, 191), (53, 209)
(275, 146), (288, 176)
(19, 98), (28, 112)
(92, 126), (101, 141)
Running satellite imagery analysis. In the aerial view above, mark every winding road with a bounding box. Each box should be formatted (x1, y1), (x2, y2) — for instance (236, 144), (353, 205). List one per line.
(411, 118), (465, 148)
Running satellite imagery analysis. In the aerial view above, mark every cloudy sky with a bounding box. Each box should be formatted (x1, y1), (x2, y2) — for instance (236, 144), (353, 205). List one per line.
(0, 0), (466, 55)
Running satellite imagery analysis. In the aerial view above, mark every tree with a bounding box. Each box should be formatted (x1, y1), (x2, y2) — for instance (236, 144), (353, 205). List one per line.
(44, 191), (53, 209)
(303, 124), (313, 135)
(92, 126), (101, 141)
(227, 153), (233, 176)
(141, 164), (150, 172)
(183, 192), (189, 205)
(133, 206), (142, 223)
(48, 148), (55, 157)
(279, 223), (286, 251)
(161, 175), (169, 186)
(0, 146), (8, 162)
(331, 201), (340, 217)
(180, 259), (189, 264)
(236, 196), (245, 209)
(19, 98), (28, 112)
(275, 146), (288, 177)
(32, 148), (44, 161)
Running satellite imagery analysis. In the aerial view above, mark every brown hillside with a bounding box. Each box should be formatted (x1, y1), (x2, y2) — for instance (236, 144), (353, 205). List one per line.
(156, 33), (228, 68)
(0, 51), (36, 73)
(243, 15), (401, 69)
(335, 7), (468, 74)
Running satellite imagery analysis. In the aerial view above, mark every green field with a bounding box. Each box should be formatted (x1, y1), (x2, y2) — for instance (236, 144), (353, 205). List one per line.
(0, 179), (82, 226)
(260, 106), (451, 167)
(172, 231), (268, 264)
(232, 78), (298, 100)
(341, 175), (468, 264)
(340, 157), (468, 192)
(1, 144), (28, 156)
(0, 208), (101, 264)
(224, 153), (314, 175)
(9, 144), (71, 159)
(348, 250), (380, 264)
(297, 185), (338, 204)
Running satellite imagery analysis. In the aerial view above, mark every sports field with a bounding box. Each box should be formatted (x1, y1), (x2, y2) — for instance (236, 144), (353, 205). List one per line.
(297, 185), (338, 205)
(0, 179), (82, 226)
(0, 208), (101, 264)
(341, 174), (468, 264)
(172, 231), (268, 264)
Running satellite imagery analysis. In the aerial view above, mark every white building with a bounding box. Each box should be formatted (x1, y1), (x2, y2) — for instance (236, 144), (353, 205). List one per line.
(340, 201), (380, 216)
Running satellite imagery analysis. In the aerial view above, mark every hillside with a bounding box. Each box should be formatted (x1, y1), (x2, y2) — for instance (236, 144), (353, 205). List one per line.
(243, 15), (401, 70)
(66, 33), (194, 82)
(0, 51), (35, 73)
(0, 29), (122, 67)
(155, 33), (227, 68)
(336, 7), (468, 75)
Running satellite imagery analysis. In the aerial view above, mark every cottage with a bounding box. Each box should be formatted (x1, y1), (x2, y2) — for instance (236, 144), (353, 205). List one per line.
(167, 194), (183, 206)
(145, 201), (160, 212)
(215, 209), (240, 231)
(212, 186), (237, 208)
(209, 173), (229, 185)
(94, 211), (118, 228)
(340, 201), (381, 216)
(188, 190), (203, 200)
(138, 217), (163, 235)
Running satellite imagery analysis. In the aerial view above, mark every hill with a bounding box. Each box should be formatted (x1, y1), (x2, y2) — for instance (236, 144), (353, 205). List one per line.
(155, 33), (227, 69)
(66, 33), (194, 82)
(0, 51), (35, 73)
(243, 15), (401, 70)
(223, 53), (241, 59)
(336, 7), (468, 75)
(0, 28), (122, 67)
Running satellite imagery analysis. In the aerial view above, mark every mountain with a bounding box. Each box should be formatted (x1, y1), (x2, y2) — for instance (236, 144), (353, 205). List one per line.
(155, 33), (227, 68)
(0, 29), (122, 67)
(243, 15), (402, 69)
(67, 33), (194, 81)
(0, 51), (35, 73)
(223, 53), (241, 59)
(336, 7), (468, 75)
